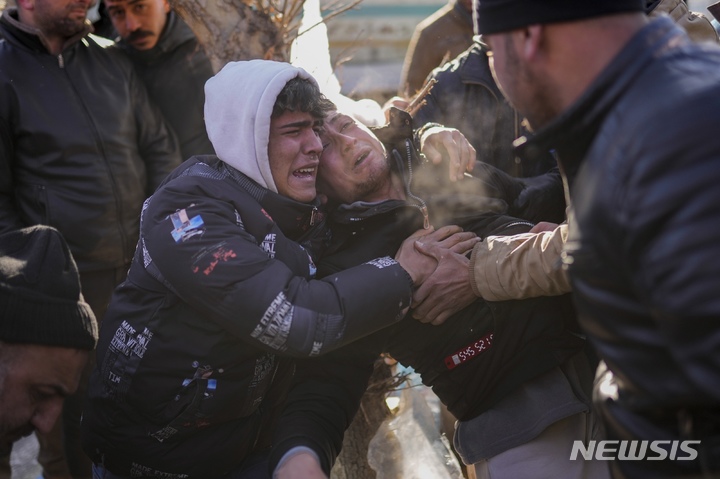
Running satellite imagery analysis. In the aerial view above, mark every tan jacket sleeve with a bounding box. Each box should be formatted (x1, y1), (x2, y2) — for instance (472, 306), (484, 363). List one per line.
(468, 223), (571, 301)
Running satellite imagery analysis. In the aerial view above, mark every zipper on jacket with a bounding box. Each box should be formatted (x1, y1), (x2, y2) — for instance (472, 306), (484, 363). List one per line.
(57, 53), (64, 68)
(400, 140), (430, 229)
(310, 206), (317, 226)
(417, 204), (430, 229)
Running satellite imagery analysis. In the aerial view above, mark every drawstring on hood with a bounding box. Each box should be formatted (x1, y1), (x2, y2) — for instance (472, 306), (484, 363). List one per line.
(204, 60), (317, 193)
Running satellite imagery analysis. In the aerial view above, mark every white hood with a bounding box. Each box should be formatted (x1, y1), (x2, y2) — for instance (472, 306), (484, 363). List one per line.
(204, 60), (317, 192)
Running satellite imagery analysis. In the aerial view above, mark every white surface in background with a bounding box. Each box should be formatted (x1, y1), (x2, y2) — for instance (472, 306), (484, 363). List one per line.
(291, 0), (387, 126)
(10, 434), (41, 479)
(689, 0), (716, 18)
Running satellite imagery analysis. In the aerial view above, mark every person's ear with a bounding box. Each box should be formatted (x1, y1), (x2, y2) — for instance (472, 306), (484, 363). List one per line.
(163, 0), (171, 14)
(17, 0), (34, 11)
(523, 24), (544, 60)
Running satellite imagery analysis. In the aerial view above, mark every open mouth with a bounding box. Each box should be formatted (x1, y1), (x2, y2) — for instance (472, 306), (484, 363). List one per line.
(294, 166), (316, 178)
(354, 151), (369, 168)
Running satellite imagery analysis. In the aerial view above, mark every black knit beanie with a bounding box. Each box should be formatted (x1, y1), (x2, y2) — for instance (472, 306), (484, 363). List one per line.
(474, 0), (645, 35)
(0, 225), (97, 350)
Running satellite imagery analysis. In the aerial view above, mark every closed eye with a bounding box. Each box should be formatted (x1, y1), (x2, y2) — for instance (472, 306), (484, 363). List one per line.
(318, 131), (330, 150)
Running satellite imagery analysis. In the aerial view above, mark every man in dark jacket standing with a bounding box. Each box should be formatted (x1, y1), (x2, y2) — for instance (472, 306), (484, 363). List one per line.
(104, 0), (215, 160)
(413, 37), (553, 178)
(0, 0), (181, 477)
(412, 37), (567, 227)
(474, 0), (720, 477)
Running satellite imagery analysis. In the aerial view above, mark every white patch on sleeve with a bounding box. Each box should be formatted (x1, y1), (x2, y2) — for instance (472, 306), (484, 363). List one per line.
(261, 233), (277, 259)
(109, 321), (154, 359)
(251, 292), (293, 350)
(366, 256), (397, 269)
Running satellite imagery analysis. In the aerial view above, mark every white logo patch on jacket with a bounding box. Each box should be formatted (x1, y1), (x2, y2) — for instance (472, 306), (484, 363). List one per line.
(261, 233), (277, 258)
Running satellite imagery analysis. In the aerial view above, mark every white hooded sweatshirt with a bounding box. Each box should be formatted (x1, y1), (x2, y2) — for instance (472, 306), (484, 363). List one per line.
(204, 60), (317, 194)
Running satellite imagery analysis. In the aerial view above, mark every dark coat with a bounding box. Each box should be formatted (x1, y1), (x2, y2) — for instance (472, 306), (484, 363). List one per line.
(118, 12), (215, 160)
(414, 39), (556, 178)
(0, 9), (181, 272)
(517, 17), (720, 476)
(81, 156), (414, 478)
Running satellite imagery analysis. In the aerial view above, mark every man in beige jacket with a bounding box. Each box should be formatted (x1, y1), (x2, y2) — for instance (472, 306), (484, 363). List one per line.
(399, 0), (474, 98)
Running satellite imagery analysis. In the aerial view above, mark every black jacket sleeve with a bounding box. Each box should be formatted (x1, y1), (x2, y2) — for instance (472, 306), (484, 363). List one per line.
(141, 179), (413, 357)
(470, 162), (566, 224)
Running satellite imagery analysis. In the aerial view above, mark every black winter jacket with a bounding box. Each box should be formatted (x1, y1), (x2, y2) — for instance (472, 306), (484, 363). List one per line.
(81, 156), (414, 478)
(517, 17), (720, 477)
(0, 9), (181, 272)
(118, 12), (215, 160)
(414, 39), (555, 178)
(269, 127), (586, 474)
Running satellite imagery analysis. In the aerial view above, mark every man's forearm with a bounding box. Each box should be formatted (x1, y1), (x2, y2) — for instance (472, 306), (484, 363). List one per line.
(469, 223), (571, 301)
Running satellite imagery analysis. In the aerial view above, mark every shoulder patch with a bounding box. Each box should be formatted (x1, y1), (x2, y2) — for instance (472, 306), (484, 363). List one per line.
(171, 208), (205, 243)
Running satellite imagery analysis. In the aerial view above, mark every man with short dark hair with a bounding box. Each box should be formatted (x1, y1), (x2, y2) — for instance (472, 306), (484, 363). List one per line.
(474, 0), (720, 477)
(105, 0), (215, 159)
(0, 225), (97, 452)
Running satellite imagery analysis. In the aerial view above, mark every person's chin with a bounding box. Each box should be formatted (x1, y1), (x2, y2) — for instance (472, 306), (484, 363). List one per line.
(0, 437), (11, 452)
(68, 8), (88, 20)
(289, 188), (317, 204)
(298, 192), (317, 203)
(129, 38), (155, 51)
(0, 431), (26, 449)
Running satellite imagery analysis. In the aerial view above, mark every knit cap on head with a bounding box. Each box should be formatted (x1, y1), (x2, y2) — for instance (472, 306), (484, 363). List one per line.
(204, 60), (317, 192)
(474, 0), (645, 35)
(0, 225), (97, 350)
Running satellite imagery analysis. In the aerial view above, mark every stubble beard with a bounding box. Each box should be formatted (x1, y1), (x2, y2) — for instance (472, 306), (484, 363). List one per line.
(35, 2), (88, 40)
(352, 155), (393, 203)
(49, 16), (87, 38)
(0, 370), (32, 447)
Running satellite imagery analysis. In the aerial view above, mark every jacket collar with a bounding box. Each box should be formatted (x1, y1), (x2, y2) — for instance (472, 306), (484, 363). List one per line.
(515, 17), (686, 186)
(0, 8), (92, 54)
(459, 38), (502, 92)
(224, 163), (325, 241)
(331, 199), (407, 225)
(118, 11), (194, 65)
(451, 0), (473, 27)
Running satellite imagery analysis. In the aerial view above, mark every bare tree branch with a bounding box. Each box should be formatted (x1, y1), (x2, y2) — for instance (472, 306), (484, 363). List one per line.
(169, 0), (365, 73)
